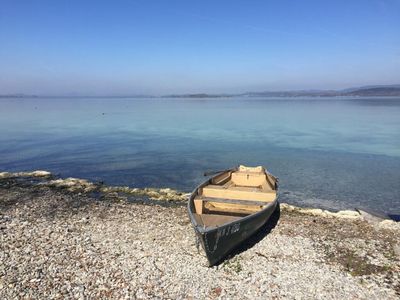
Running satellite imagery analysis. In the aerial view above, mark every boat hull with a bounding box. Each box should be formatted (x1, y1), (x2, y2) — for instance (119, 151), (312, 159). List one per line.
(188, 176), (278, 266)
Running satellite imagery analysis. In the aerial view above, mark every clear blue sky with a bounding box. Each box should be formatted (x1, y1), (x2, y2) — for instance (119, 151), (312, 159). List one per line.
(1, 0), (399, 95)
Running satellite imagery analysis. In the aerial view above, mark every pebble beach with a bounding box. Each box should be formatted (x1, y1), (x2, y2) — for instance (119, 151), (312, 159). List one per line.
(1, 171), (399, 299)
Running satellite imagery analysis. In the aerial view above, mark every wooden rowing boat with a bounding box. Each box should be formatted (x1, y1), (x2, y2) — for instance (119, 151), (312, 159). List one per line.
(187, 165), (279, 266)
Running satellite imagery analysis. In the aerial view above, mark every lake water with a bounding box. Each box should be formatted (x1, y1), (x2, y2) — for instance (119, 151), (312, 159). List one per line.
(1, 97), (399, 214)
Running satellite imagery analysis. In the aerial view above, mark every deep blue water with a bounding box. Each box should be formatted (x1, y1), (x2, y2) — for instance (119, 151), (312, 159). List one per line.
(0, 97), (399, 214)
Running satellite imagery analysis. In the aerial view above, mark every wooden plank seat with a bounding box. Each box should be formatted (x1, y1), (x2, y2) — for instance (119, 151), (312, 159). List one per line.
(198, 196), (268, 207)
(231, 171), (266, 187)
(201, 185), (276, 202)
(194, 193), (275, 215)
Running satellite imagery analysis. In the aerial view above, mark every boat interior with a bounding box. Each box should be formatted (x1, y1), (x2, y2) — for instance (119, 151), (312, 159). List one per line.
(193, 166), (277, 228)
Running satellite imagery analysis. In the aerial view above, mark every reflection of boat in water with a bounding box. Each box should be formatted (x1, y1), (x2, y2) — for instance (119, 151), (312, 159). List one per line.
(187, 165), (279, 266)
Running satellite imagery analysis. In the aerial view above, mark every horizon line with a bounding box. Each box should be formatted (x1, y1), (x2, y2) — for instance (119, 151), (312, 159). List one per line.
(1, 83), (400, 98)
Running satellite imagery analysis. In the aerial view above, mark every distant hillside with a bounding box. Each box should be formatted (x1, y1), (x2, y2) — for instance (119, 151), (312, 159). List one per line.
(162, 93), (231, 98)
(343, 86), (400, 96)
(243, 90), (338, 97)
(243, 85), (400, 97)
(2, 84), (400, 98)
(163, 85), (400, 98)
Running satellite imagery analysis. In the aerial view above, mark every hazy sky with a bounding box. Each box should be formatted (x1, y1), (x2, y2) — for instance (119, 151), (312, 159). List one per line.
(1, 0), (399, 95)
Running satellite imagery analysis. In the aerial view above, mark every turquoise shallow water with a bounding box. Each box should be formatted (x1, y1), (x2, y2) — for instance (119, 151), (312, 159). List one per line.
(0, 97), (399, 214)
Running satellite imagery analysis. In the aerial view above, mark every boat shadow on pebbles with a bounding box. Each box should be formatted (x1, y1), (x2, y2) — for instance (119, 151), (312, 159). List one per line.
(214, 203), (281, 266)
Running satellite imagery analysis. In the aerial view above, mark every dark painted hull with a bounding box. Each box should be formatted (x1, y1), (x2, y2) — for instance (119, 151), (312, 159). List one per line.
(188, 175), (278, 266)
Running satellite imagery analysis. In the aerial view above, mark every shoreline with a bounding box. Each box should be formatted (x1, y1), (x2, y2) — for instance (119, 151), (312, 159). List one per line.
(1, 170), (399, 298)
(0, 170), (398, 224)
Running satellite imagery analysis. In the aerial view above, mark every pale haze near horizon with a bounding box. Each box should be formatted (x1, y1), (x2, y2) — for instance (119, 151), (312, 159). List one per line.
(0, 0), (399, 96)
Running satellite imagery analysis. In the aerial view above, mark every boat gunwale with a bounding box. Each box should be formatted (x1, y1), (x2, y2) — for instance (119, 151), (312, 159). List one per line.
(187, 167), (279, 234)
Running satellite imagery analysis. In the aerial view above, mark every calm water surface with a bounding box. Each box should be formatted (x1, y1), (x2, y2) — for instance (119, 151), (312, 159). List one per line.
(0, 97), (399, 214)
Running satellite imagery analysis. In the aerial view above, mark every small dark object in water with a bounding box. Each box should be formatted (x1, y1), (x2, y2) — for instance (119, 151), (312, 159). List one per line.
(388, 214), (400, 222)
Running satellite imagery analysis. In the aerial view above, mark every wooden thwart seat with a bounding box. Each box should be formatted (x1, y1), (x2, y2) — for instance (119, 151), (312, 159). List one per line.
(194, 193), (275, 214)
(201, 185), (275, 202)
(198, 196), (268, 207)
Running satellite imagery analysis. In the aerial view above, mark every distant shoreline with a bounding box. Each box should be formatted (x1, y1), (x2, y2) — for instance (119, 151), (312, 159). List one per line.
(2, 95), (400, 99)
(2, 84), (400, 98)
